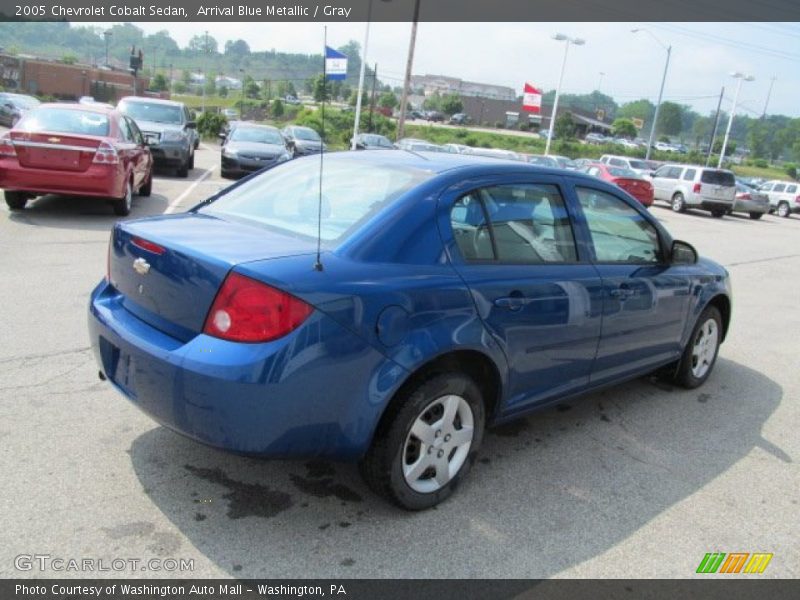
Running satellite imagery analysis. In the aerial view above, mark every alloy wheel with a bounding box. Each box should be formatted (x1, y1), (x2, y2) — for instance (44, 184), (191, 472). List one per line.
(402, 395), (474, 494)
(777, 202), (789, 218)
(691, 318), (719, 379)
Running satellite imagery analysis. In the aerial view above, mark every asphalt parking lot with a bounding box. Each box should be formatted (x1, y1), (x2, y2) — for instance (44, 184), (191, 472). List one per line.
(1, 142), (798, 579)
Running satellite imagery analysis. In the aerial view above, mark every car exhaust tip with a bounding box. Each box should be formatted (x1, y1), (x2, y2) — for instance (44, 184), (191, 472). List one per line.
(98, 370), (106, 381)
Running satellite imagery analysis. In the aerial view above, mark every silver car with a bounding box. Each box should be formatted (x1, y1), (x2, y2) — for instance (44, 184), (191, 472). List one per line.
(759, 180), (800, 218)
(731, 182), (769, 220)
(649, 164), (736, 217)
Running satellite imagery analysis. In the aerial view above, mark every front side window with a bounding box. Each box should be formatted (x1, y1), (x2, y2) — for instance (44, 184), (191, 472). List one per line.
(683, 168), (697, 181)
(654, 166), (675, 179)
(576, 187), (661, 264)
(450, 184), (576, 264)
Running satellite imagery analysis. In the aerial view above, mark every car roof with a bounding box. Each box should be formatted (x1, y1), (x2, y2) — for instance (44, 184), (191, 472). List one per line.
(118, 96), (185, 107)
(231, 122), (280, 132)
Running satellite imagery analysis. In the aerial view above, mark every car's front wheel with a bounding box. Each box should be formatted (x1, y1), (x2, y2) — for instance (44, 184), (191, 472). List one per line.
(672, 305), (722, 389)
(711, 209), (725, 218)
(360, 372), (485, 510)
(749, 212), (763, 220)
(671, 192), (686, 213)
(113, 180), (132, 216)
(777, 201), (790, 218)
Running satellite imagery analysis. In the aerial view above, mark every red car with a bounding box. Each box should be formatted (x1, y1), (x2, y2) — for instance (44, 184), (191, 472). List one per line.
(581, 162), (654, 207)
(0, 103), (153, 216)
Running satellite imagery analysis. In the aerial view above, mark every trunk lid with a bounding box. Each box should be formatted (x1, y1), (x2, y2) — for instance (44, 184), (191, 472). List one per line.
(615, 178), (651, 196)
(110, 213), (316, 341)
(11, 131), (101, 171)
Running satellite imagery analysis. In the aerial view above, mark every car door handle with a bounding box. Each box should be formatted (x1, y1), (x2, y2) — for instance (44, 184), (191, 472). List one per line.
(494, 295), (529, 311)
(609, 286), (636, 300)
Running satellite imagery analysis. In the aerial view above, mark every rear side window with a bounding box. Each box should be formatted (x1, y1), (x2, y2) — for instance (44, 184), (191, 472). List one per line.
(683, 168), (696, 181)
(17, 108), (109, 136)
(609, 158), (626, 167)
(701, 170), (735, 186)
(788, 185), (797, 194)
(773, 183), (786, 193)
(450, 184), (576, 264)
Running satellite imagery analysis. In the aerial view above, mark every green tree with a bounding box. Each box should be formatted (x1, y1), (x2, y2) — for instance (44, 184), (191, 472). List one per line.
(611, 118), (637, 139)
(218, 85), (228, 98)
(378, 91), (398, 110)
(188, 33), (218, 55)
(656, 102), (683, 136)
(204, 72), (216, 96)
(747, 121), (770, 159)
(173, 81), (187, 94)
(276, 80), (297, 98)
(618, 99), (655, 125)
(554, 113), (575, 140)
(348, 89), (368, 106)
(271, 98), (284, 118)
(61, 53), (77, 64)
(313, 74), (331, 103)
(691, 116), (713, 147)
(441, 94), (463, 115)
(150, 73), (168, 92)
(224, 39), (250, 57)
(423, 92), (442, 111)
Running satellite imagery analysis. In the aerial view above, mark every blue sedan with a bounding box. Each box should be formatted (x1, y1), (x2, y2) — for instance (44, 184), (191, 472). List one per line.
(88, 151), (731, 509)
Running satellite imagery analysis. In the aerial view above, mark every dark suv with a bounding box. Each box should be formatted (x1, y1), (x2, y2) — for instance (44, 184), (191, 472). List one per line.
(117, 97), (197, 178)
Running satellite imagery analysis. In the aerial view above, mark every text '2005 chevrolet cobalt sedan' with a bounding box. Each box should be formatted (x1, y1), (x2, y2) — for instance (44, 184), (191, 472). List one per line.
(88, 151), (731, 509)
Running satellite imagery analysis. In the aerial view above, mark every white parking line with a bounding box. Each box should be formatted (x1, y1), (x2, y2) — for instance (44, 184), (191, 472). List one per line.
(164, 166), (217, 214)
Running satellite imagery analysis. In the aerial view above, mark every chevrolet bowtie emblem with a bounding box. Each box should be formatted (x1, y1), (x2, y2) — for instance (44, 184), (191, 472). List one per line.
(133, 257), (151, 275)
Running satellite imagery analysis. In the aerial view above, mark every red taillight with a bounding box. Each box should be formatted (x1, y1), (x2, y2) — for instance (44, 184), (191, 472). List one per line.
(738, 192), (751, 200)
(693, 183), (702, 193)
(795, 195), (800, 204)
(203, 273), (313, 343)
(131, 236), (166, 255)
(0, 133), (16, 158)
(93, 141), (119, 164)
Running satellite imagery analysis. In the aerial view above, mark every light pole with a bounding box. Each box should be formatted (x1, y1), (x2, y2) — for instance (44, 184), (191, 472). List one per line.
(103, 30), (112, 67)
(632, 28), (671, 160)
(761, 76), (776, 118)
(718, 72), (755, 168)
(545, 33), (585, 156)
(239, 68), (245, 119)
(201, 30), (209, 113)
(597, 71), (605, 93)
(351, 0), (382, 149)
(396, 0), (421, 141)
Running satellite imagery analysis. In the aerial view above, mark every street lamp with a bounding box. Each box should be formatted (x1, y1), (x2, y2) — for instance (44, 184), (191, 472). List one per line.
(632, 28), (671, 160)
(597, 71), (605, 93)
(718, 72), (755, 168)
(239, 68), (245, 120)
(103, 30), (112, 67)
(545, 33), (585, 156)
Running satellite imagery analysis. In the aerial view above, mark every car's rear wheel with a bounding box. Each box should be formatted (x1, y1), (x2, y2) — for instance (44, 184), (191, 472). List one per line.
(359, 372), (485, 510)
(188, 151), (195, 171)
(138, 171), (152, 197)
(711, 209), (725, 218)
(5, 191), (28, 211)
(672, 305), (722, 389)
(176, 161), (189, 178)
(749, 212), (763, 220)
(671, 192), (686, 213)
(777, 201), (790, 218)
(113, 180), (132, 216)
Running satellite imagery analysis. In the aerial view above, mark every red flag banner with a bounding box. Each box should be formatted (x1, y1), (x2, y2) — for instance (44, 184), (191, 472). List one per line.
(522, 83), (542, 113)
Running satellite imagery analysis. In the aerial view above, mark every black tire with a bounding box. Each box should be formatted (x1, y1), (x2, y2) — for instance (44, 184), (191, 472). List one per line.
(359, 372), (485, 510)
(671, 192), (686, 213)
(176, 162), (189, 178)
(138, 171), (152, 197)
(188, 151), (195, 171)
(5, 191), (28, 211)
(749, 212), (763, 220)
(777, 201), (790, 218)
(711, 209), (725, 218)
(220, 168), (233, 179)
(671, 305), (723, 389)
(113, 180), (133, 216)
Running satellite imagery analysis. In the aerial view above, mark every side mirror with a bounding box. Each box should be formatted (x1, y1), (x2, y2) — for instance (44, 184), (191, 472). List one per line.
(356, 142), (366, 150)
(671, 240), (698, 265)
(650, 171), (658, 178)
(185, 121), (197, 129)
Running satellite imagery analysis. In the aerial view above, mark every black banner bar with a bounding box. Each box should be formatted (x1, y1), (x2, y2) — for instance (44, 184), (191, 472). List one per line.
(1, 0), (800, 22)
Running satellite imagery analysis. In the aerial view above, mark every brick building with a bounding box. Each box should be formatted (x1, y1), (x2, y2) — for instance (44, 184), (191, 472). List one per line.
(0, 53), (150, 102)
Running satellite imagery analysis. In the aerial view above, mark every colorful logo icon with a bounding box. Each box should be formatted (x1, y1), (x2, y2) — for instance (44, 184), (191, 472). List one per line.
(696, 552), (773, 574)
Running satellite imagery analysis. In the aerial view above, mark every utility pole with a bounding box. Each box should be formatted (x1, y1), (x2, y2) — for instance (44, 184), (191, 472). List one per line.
(201, 30), (209, 112)
(367, 63), (378, 133)
(169, 63), (174, 96)
(705, 86), (724, 167)
(103, 30), (112, 67)
(396, 0), (421, 141)
(761, 76), (777, 119)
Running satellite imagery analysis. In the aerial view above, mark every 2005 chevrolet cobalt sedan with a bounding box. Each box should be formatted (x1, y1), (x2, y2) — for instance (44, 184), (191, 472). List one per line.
(89, 151), (731, 509)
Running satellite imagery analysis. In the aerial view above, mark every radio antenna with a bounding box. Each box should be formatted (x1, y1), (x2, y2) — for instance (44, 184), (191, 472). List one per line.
(314, 26), (327, 272)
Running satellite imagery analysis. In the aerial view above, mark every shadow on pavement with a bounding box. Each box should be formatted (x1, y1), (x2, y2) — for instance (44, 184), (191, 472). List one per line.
(128, 358), (786, 577)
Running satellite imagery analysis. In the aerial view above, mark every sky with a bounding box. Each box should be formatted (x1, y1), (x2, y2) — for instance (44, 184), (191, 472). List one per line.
(86, 21), (800, 117)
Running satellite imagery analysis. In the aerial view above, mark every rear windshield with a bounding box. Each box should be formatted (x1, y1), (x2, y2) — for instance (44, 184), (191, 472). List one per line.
(701, 170), (735, 186)
(17, 108), (109, 136)
(608, 167), (639, 178)
(293, 128), (320, 141)
(200, 158), (432, 242)
(118, 101), (183, 125)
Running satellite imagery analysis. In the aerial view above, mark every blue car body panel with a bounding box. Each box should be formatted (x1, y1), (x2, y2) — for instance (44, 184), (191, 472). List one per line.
(88, 151), (731, 459)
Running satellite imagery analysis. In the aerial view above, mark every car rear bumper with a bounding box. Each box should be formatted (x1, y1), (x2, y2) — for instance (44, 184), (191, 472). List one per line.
(221, 155), (283, 175)
(733, 199), (769, 213)
(88, 279), (401, 459)
(699, 200), (734, 211)
(0, 161), (124, 198)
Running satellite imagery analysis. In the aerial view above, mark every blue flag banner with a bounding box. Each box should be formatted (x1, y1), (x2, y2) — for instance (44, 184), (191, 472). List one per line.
(325, 46), (348, 80)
